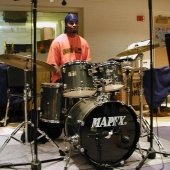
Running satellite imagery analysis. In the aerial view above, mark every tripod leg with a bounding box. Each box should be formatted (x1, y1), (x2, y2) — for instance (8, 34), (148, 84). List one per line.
(3, 97), (10, 127)
(141, 117), (168, 156)
(27, 121), (65, 156)
(0, 121), (25, 153)
(136, 142), (145, 159)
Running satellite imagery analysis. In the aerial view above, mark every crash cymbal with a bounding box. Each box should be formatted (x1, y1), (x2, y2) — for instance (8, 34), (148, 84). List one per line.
(0, 54), (55, 72)
(116, 43), (160, 57)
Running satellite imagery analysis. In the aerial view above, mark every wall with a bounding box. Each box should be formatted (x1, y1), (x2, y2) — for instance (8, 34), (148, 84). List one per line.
(0, 0), (170, 65)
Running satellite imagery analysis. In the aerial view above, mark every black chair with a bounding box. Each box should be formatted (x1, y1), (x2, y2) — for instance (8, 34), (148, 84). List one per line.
(3, 66), (32, 126)
(0, 64), (8, 123)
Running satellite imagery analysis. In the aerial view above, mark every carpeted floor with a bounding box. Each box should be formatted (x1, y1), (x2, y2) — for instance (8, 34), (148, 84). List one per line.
(0, 118), (170, 170)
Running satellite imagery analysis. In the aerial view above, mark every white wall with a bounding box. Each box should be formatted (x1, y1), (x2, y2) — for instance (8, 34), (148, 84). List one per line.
(0, 0), (170, 63)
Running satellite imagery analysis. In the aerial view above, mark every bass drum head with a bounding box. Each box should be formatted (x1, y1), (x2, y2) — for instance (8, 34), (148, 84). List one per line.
(65, 98), (140, 166)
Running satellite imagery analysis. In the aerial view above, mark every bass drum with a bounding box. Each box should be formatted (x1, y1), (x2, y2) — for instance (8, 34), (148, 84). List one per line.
(65, 98), (140, 166)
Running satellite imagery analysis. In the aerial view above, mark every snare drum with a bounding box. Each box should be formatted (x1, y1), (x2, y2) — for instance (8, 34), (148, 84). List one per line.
(97, 61), (124, 91)
(40, 83), (63, 123)
(61, 60), (96, 98)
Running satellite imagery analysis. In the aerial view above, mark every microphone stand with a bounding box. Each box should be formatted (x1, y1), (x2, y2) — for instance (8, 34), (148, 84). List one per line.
(136, 1), (156, 169)
(0, 1), (65, 169)
(31, 1), (65, 169)
(136, 0), (170, 169)
(31, 0), (41, 169)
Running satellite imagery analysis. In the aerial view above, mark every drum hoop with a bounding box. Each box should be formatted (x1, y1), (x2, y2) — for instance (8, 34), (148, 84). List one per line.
(40, 118), (60, 124)
(64, 87), (96, 92)
(101, 61), (121, 66)
(62, 60), (92, 67)
(41, 82), (62, 88)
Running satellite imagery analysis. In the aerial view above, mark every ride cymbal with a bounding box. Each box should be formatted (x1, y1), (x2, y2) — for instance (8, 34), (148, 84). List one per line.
(116, 43), (160, 57)
(0, 54), (55, 72)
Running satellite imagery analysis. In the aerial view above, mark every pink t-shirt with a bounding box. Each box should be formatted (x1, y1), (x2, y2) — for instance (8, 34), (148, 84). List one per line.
(47, 33), (91, 82)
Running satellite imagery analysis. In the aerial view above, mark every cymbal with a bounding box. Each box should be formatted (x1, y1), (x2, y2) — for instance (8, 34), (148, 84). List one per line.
(116, 43), (160, 57)
(0, 54), (55, 72)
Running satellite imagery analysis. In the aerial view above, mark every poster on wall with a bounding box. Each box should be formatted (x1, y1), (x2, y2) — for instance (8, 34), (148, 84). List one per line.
(154, 15), (170, 46)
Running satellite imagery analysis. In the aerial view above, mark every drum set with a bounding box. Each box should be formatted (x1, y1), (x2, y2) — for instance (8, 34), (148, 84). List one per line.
(0, 43), (157, 168)
(39, 59), (141, 167)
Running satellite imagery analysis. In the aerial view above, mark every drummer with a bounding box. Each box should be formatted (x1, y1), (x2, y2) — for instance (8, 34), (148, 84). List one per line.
(47, 12), (91, 83)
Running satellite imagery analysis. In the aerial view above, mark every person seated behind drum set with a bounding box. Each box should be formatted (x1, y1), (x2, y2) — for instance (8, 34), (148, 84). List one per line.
(47, 12), (91, 83)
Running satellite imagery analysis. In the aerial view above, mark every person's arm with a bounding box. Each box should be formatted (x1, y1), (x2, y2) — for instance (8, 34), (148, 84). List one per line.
(47, 41), (61, 72)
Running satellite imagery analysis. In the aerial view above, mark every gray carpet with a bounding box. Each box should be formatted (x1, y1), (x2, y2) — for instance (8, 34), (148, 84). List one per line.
(0, 124), (170, 170)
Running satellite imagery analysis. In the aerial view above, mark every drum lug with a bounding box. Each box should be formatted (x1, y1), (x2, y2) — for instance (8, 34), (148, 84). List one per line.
(88, 69), (93, 76)
(74, 144), (85, 153)
(67, 115), (72, 119)
(64, 84), (67, 90)
(77, 120), (85, 126)
(62, 67), (66, 73)
(106, 69), (112, 77)
(80, 81), (84, 87)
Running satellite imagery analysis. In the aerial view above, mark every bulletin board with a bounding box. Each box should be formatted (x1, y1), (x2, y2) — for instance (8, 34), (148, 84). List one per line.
(154, 15), (170, 68)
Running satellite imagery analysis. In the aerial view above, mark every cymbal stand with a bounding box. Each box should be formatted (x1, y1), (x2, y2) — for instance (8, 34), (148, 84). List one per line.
(124, 67), (133, 105)
(138, 53), (144, 134)
(137, 53), (165, 152)
(136, 53), (170, 167)
(140, 116), (167, 156)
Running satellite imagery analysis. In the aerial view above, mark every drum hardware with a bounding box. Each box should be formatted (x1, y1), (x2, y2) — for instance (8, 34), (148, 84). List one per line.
(96, 92), (110, 104)
(64, 98), (140, 168)
(123, 67), (133, 105)
(122, 52), (145, 132)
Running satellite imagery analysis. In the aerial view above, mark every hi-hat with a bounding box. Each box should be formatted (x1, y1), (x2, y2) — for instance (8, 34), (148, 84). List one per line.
(116, 43), (160, 57)
(0, 54), (55, 72)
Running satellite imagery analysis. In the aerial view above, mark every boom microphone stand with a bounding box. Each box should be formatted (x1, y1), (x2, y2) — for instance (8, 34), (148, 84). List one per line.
(136, 0), (169, 169)
(0, 1), (65, 169)
(136, 1), (156, 169)
(31, 1), (65, 169)
(31, 0), (41, 169)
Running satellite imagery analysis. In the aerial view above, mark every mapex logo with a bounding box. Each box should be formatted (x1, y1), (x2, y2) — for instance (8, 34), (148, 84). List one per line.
(91, 116), (127, 128)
